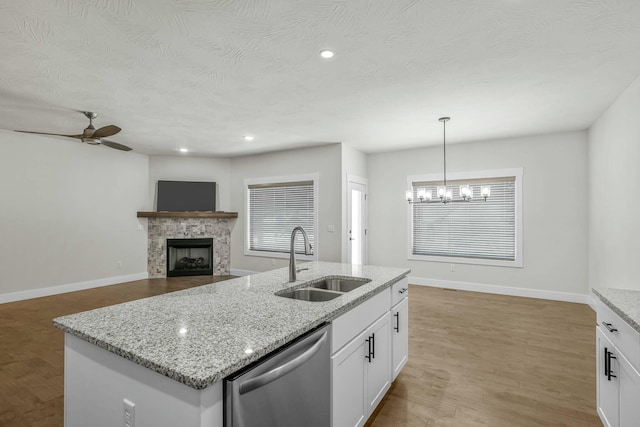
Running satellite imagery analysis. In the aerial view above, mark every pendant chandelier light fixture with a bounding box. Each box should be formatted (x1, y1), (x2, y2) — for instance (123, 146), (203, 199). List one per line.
(406, 117), (490, 204)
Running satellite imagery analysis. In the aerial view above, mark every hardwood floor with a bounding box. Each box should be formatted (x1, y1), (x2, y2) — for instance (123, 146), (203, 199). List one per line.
(1, 279), (601, 426)
(0, 276), (230, 427)
(366, 286), (602, 427)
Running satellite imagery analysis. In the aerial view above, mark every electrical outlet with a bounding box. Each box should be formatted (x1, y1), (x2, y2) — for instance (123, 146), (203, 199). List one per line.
(450, 264), (456, 272)
(123, 399), (135, 427)
(271, 259), (276, 267)
(117, 261), (122, 269)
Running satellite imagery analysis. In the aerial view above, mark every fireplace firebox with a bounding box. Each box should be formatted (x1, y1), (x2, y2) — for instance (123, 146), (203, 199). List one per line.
(166, 238), (213, 277)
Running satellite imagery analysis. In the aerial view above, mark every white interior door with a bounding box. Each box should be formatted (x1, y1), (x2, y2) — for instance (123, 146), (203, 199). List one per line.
(347, 176), (368, 265)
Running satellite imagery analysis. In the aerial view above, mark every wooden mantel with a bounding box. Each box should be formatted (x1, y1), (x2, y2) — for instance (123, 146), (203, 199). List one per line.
(137, 211), (238, 218)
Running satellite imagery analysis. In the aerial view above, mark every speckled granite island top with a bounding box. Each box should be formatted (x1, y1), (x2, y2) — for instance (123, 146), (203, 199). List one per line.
(592, 287), (640, 333)
(54, 262), (410, 390)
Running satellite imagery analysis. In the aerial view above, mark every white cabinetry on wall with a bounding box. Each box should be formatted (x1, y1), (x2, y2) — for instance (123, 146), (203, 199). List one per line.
(596, 301), (640, 427)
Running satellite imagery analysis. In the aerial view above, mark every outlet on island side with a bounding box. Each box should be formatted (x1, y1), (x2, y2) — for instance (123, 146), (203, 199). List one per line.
(123, 399), (135, 427)
(450, 264), (456, 272)
(271, 259), (276, 267)
(117, 260), (122, 269)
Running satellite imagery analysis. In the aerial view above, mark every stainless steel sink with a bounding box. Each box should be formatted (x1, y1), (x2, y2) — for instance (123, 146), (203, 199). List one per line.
(276, 276), (372, 302)
(277, 288), (343, 302)
(309, 278), (371, 292)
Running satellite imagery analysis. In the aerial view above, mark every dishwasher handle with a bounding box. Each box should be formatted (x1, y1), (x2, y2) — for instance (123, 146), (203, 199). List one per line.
(239, 331), (328, 395)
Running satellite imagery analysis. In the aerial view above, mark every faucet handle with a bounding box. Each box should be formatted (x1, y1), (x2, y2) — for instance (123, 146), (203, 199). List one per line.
(296, 267), (309, 273)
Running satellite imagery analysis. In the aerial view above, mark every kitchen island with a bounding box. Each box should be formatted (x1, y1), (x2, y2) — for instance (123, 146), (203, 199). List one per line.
(592, 287), (640, 427)
(54, 262), (410, 427)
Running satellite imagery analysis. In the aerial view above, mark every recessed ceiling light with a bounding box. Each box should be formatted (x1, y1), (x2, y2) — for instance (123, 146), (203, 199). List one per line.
(319, 49), (334, 59)
(179, 147), (189, 153)
(243, 135), (255, 141)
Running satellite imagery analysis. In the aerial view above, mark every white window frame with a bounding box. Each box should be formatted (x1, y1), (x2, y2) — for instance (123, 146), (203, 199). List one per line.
(407, 168), (523, 268)
(244, 173), (319, 260)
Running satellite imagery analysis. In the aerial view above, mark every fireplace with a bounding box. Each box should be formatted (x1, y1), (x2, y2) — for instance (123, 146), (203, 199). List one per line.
(166, 238), (213, 277)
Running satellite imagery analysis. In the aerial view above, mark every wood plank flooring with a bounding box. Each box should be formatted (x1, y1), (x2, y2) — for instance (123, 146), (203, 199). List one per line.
(0, 276), (229, 427)
(0, 279), (601, 426)
(366, 286), (602, 427)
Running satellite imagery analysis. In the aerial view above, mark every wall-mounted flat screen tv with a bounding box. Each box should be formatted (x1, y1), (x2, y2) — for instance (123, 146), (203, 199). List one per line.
(157, 181), (216, 212)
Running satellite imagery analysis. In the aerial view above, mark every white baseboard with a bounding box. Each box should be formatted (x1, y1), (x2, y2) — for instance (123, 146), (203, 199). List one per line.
(0, 272), (149, 304)
(230, 268), (258, 277)
(408, 276), (590, 305)
(586, 294), (598, 312)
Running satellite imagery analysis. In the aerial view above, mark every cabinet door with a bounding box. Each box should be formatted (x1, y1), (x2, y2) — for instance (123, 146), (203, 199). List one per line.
(619, 351), (640, 427)
(597, 327), (619, 427)
(365, 312), (391, 415)
(332, 329), (368, 427)
(391, 297), (409, 380)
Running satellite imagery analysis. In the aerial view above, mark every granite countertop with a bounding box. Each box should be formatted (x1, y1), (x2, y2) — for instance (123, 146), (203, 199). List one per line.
(54, 262), (410, 390)
(592, 287), (640, 333)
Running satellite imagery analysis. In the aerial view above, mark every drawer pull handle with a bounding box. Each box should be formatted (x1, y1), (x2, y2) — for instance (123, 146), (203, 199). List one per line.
(398, 288), (408, 294)
(371, 333), (375, 360)
(394, 312), (400, 333)
(607, 350), (617, 381)
(602, 322), (618, 333)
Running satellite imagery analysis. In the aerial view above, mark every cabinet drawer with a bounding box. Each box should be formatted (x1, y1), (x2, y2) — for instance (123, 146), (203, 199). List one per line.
(332, 288), (391, 354)
(597, 300), (640, 372)
(391, 277), (409, 307)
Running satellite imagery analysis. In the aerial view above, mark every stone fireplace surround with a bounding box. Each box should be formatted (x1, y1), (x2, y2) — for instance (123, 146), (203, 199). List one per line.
(137, 212), (237, 279)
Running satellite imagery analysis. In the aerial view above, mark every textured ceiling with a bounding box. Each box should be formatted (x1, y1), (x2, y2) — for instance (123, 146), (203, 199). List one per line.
(1, 0), (640, 156)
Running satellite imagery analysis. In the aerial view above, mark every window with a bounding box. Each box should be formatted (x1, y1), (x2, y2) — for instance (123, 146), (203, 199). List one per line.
(245, 174), (318, 259)
(407, 168), (523, 267)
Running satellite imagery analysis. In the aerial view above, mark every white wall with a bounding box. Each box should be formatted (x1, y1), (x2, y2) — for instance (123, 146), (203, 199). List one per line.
(148, 156), (232, 211)
(229, 144), (342, 273)
(0, 130), (148, 296)
(341, 144), (368, 262)
(588, 74), (640, 291)
(368, 131), (588, 295)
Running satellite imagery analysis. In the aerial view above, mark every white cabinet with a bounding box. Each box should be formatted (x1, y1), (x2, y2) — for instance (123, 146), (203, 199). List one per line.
(365, 313), (392, 414)
(619, 350), (640, 426)
(596, 301), (640, 427)
(332, 328), (368, 427)
(391, 297), (409, 380)
(332, 313), (391, 427)
(331, 277), (409, 427)
(597, 327), (620, 427)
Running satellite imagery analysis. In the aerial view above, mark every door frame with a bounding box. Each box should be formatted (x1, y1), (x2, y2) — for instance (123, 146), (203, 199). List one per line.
(346, 174), (368, 265)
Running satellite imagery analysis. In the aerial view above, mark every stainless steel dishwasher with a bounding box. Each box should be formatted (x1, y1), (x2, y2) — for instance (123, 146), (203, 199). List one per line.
(224, 324), (330, 427)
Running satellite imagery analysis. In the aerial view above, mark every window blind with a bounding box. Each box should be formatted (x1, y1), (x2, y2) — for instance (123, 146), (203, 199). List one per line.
(248, 180), (315, 255)
(411, 177), (516, 261)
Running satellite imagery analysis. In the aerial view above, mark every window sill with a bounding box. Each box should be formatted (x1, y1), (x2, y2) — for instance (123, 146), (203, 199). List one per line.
(408, 253), (523, 268)
(244, 249), (317, 261)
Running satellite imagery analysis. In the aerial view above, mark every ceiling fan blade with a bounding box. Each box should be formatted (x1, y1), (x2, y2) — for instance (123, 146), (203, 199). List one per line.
(101, 140), (132, 152)
(15, 130), (83, 139)
(92, 125), (121, 139)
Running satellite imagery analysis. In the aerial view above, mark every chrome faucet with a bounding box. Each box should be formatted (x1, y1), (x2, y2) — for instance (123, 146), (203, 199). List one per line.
(289, 226), (312, 282)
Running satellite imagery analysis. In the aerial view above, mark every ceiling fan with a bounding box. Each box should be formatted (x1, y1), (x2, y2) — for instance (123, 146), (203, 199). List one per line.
(15, 111), (132, 151)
